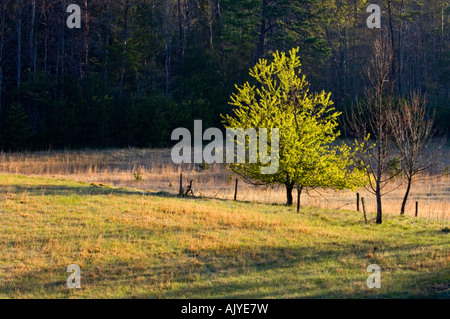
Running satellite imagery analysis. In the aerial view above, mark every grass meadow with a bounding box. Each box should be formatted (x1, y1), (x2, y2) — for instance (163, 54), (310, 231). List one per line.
(0, 148), (448, 298)
(0, 148), (448, 220)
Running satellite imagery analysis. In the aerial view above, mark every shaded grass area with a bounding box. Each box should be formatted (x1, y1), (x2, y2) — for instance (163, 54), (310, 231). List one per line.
(0, 174), (448, 299)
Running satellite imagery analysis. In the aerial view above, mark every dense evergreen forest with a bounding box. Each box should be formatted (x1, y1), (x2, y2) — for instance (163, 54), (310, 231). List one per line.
(0, 0), (448, 150)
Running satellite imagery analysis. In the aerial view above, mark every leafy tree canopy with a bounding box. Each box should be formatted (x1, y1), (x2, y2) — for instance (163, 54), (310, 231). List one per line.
(222, 48), (366, 206)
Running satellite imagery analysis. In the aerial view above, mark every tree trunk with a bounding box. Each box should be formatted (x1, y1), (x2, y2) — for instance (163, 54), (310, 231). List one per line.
(376, 181), (382, 224)
(215, 0), (224, 67)
(29, 0), (35, 80)
(164, 0), (170, 97)
(441, 0), (445, 56)
(296, 186), (303, 212)
(120, 0), (130, 97)
(387, 0), (396, 90)
(82, 0), (90, 79)
(60, 0), (66, 99)
(104, 7), (112, 88)
(184, 0), (191, 35)
(17, 0), (22, 88)
(207, 0), (213, 51)
(398, 11), (405, 94)
(44, 5), (49, 74)
(165, 39), (170, 98)
(341, 27), (347, 102)
(177, 0), (184, 65)
(286, 184), (294, 206)
(352, 0), (357, 99)
(256, 0), (268, 60)
(0, 2), (5, 126)
(400, 178), (412, 215)
(0, 64), (2, 125)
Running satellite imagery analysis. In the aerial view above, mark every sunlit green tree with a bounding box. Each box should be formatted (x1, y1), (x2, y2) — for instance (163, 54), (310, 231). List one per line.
(223, 48), (366, 207)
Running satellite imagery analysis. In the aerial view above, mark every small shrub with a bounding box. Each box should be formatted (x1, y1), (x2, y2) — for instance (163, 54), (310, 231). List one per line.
(199, 161), (210, 171)
(133, 169), (143, 182)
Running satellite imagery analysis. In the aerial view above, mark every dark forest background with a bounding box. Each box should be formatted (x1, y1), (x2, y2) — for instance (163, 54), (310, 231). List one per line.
(0, 0), (448, 151)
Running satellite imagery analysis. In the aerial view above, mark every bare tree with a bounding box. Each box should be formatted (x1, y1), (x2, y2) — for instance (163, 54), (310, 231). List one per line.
(389, 92), (447, 215)
(347, 36), (400, 224)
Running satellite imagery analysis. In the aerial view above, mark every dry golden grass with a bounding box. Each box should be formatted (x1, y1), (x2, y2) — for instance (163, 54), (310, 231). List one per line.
(0, 147), (448, 220)
(0, 174), (448, 298)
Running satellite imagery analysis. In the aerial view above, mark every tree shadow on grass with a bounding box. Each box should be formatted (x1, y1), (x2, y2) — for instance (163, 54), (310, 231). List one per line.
(0, 183), (167, 197)
(0, 245), (348, 298)
(0, 181), (289, 208)
(0, 180), (447, 298)
(1, 242), (447, 299)
(147, 244), (449, 299)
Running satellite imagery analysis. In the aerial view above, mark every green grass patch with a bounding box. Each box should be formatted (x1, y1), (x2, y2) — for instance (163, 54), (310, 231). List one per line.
(0, 174), (448, 298)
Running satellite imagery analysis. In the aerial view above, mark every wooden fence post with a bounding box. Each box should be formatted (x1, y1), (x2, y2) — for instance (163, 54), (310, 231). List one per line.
(361, 197), (368, 224)
(185, 180), (194, 197)
(415, 201), (418, 217)
(234, 179), (238, 201)
(357, 193), (360, 212)
(297, 186), (302, 213)
(179, 173), (183, 195)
